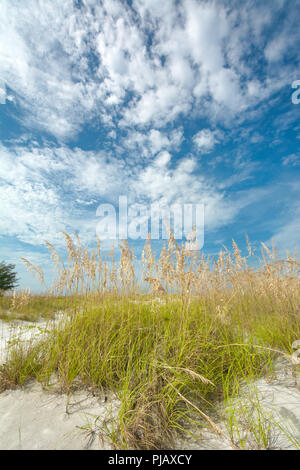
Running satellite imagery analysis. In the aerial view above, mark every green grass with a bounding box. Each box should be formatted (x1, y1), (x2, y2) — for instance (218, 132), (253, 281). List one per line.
(0, 294), (81, 322)
(1, 291), (299, 449)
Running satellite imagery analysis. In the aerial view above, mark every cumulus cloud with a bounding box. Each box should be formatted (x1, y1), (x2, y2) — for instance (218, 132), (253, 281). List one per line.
(0, 141), (259, 245)
(1, 0), (298, 140)
(193, 129), (221, 154)
(0, 143), (128, 245)
(122, 128), (184, 160)
(1, 0), (299, 264)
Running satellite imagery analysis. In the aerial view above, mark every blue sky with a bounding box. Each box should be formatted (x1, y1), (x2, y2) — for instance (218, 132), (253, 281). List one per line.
(0, 0), (299, 291)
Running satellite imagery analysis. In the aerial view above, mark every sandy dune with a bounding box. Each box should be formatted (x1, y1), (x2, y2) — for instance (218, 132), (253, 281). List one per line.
(0, 382), (119, 450)
(0, 318), (299, 450)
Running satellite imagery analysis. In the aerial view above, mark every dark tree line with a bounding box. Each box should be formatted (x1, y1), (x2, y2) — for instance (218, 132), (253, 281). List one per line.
(0, 261), (18, 295)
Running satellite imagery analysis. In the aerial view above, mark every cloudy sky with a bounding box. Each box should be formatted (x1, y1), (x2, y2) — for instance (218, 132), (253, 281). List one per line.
(0, 0), (300, 290)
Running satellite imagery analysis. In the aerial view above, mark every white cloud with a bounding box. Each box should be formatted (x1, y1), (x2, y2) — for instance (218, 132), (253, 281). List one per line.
(282, 153), (300, 167)
(193, 129), (221, 154)
(0, 0), (299, 263)
(131, 152), (247, 232)
(122, 128), (184, 160)
(0, 0), (297, 139)
(76, 198), (97, 206)
(0, 143), (127, 245)
(154, 151), (172, 168)
(265, 35), (289, 63)
(0, 141), (256, 245)
(267, 202), (300, 252)
(0, 178), (65, 245)
(0, 82), (6, 104)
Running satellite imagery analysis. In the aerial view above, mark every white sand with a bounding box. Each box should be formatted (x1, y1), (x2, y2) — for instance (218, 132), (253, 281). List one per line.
(228, 359), (300, 449)
(0, 318), (119, 450)
(0, 314), (68, 365)
(0, 382), (119, 450)
(176, 358), (300, 450)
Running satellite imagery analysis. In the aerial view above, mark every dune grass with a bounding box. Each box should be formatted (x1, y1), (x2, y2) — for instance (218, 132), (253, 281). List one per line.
(0, 233), (299, 449)
(0, 293), (79, 322)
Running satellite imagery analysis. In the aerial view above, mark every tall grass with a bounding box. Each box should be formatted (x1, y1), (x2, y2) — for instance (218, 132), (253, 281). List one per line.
(0, 233), (299, 449)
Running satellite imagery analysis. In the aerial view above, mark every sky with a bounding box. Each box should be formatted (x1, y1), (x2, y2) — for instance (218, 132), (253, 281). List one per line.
(0, 0), (299, 291)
